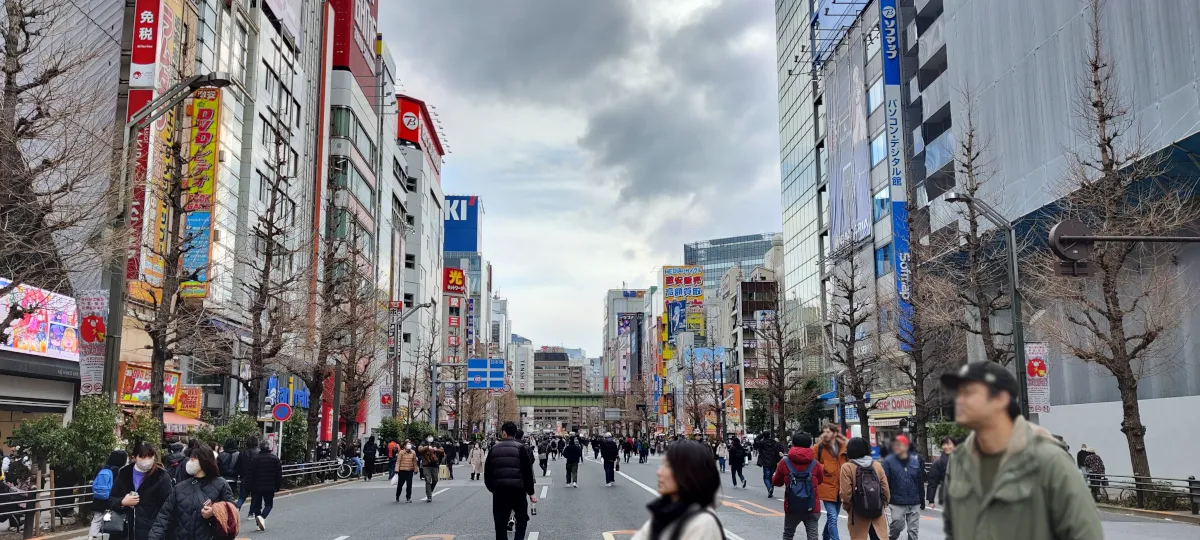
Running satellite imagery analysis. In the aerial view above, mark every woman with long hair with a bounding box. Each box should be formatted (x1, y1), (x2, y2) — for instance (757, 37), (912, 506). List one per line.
(631, 440), (725, 540)
(108, 442), (173, 540)
(148, 444), (235, 540)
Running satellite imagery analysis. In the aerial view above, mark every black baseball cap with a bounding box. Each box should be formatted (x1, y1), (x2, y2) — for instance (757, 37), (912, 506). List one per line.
(940, 361), (1020, 398)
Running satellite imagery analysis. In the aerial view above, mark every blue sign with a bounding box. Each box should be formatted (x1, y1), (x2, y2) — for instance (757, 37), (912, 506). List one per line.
(467, 357), (506, 389)
(880, 0), (913, 350)
(265, 375), (310, 409)
(444, 195), (481, 252)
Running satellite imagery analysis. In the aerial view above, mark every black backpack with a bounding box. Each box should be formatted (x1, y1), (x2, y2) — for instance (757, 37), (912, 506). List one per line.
(852, 462), (885, 520)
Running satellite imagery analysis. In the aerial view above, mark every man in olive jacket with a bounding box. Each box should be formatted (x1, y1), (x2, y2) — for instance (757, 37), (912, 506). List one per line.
(940, 362), (1102, 540)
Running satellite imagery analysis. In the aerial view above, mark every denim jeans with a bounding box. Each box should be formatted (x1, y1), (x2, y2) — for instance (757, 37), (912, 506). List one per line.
(731, 466), (745, 486)
(248, 492), (274, 518)
(717, 456), (726, 472)
(822, 500), (841, 540)
(351, 456), (363, 475)
(763, 466), (775, 492)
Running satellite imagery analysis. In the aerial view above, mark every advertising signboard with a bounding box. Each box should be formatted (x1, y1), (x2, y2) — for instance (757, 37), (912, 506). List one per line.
(1025, 342), (1051, 413)
(444, 195), (481, 252)
(0, 279), (79, 362)
(396, 95), (444, 178)
(881, 0), (914, 349)
(77, 290), (108, 394)
(444, 268), (466, 295)
(329, 0), (377, 78)
(129, 0), (161, 88)
(178, 90), (220, 298)
(825, 33), (872, 251)
(175, 386), (203, 419)
(666, 301), (686, 342)
(119, 362), (181, 407)
(663, 265), (704, 305)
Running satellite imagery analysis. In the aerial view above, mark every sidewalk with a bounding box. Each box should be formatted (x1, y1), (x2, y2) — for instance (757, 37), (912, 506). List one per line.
(1096, 504), (1200, 526)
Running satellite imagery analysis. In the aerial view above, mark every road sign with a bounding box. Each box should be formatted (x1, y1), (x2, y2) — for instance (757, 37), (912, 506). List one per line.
(467, 358), (506, 389)
(271, 403), (292, 422)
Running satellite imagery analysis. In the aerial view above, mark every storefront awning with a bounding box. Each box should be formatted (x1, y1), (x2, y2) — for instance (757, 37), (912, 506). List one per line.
(164, 411), (207, 433)
(869, 417), (903, 427)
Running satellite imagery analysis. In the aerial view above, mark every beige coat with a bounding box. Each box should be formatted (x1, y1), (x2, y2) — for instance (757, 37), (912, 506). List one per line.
(468, 446), (485, 473)
(631, 506), (724, 540)
(839, 460), (890, 540)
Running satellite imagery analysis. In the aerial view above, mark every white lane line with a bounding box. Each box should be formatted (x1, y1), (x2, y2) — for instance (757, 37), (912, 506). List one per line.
(724, 531), (748, 540)
(617, 470), (659, 496)
(432, 487), (451, 497)
(528, 533), (539, 540)
(333, 536), (350, 540)
(540, 485), (548, 498)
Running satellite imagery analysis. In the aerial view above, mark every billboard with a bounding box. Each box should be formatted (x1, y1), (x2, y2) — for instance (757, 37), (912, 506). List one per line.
(119, 362), (181, 407)
(180, 88), (221, 298)
(444, 267), (466, 295)
(77, 291), (107, 394)
(663, 266), (704, 305)
(666, 301), (686, 342)
(174, 386), (203, 419)
(881, 0), (914, 348)
(128, 0), (161, 88)
(1025, 342), (1051, 413)
(329, 0), (377, 78)
(0, 279), (79, 362)
(825, 29), (872, 251)
(444, 195), (481, 252)
(396, 95), (444, 178)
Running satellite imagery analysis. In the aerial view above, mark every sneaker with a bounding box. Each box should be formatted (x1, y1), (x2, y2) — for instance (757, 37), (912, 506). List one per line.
(407, 499), (412, 503)
(741, 478), (747, 489)
(573, 482), (578, 488)
(254, 515), (265, 531)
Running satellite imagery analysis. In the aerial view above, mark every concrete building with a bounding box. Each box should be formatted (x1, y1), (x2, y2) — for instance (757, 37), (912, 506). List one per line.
(601, 289), (648, 391)
(444, 195), (490, 356)
(533, 349), (583, 432)
(508, 334), (535, 429)
(489, 296), (512, 359)
(684, 234), (779, 291)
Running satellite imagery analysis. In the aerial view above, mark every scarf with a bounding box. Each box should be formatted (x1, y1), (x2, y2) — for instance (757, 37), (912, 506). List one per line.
(851, 456), (874, 468)
(647, 496), (693, 540)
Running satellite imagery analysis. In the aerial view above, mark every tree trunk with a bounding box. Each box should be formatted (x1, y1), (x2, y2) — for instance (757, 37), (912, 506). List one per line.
(246, 379), (262, 419)
(1116, 377), (1151, 479)
(150, 344), (166, 421)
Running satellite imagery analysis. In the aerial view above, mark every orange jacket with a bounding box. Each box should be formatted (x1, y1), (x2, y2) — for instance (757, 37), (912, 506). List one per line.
(813, 441), (848, 502)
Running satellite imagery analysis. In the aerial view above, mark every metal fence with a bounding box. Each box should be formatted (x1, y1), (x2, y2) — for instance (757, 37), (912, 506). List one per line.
(1092, 474), (1200, 514)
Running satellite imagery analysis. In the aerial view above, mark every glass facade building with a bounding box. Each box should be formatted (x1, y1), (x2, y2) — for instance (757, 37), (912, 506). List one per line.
(683, 234), (778, 290)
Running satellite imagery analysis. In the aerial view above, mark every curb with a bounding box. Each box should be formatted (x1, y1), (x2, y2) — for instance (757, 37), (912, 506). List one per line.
(1097, 504), (1200, 525)
(19, 479), (355, 540)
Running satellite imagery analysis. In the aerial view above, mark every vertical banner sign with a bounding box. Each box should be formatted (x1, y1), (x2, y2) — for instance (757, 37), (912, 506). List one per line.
(1025, 342), (1051, 413)
(880, 0), (913, 350)
(126, 90), (153, 281)
(78, 291), (109, 395)
(180, 88), (220, 298)
(129, 0), (161, 88)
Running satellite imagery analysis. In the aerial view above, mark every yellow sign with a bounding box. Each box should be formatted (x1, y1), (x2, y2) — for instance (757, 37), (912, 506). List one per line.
(180, 87), (221, 298)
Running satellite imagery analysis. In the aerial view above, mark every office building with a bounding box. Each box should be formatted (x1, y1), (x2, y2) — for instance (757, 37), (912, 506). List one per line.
(601, 289), (647, 391)
(533, 348), (583, 432)
(684, 233), (779, 291)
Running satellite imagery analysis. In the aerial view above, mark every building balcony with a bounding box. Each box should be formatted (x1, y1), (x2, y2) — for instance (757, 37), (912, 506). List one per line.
(915, 0), (943, 19)
(917, 15), (945, 71)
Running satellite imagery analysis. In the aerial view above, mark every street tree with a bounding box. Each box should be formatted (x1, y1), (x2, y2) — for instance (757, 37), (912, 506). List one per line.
(0, 0), (118, 333)
(749, 283), (819, 438)
(823, 244), (884, 436)
(1032, 0), (1200, 481)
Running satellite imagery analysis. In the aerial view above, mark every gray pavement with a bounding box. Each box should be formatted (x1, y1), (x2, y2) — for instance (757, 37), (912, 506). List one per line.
(69, 455), (1196, 539)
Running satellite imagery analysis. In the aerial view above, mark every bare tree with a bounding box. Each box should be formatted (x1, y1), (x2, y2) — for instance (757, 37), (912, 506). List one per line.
(749, 285), (820, 438)
(823, 245), (884, 436)
(1032, 0), (1200, 480)
(405, 321), (442, 424)
(680, 350), (713, 436)
(334, 231), (387, 437)
(0, 0), (117, 331)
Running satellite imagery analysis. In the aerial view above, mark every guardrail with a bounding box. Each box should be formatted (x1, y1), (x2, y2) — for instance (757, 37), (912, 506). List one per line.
(1093, 474), (1200, 514)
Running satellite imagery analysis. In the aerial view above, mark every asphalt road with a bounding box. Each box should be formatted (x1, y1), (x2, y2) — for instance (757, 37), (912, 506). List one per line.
(69, 454), (1197, 539)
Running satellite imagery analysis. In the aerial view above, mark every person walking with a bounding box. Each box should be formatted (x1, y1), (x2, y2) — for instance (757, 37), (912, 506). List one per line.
(600, 432), (620, 487)
(147, 445), (235, 540)
(469, 441), (486, 481)
(484, 422), (537, 540)
(417, 436), (445, 502)
(757, 432), (784, 499)
(444, 438), (458, 480)
(715, 441), (727, 473)
(925, 437), (954, 510)
(563, 436), (582, 487)
(639, 439), (650, 464)
(939, 362), (1102, 539)
(394, 439), (419, 503)
(245, 440), (282, 531)
(881, 435), (923, 540)
(109, 442), (173, 540)
(386, 439), (400, 480)
(815, 424), (848, 540)
(537, 437), (551, 476)
(459, 439), (470, 465)
(629, 440), (724, 540)
(216, 439), (241, 500)
(839, 437), (889, 540)
(363, 436), (378, 481)
(87, 450), (126, 540)
(235, 438), (256, 509)
(773, 432), (824, 540)
(728, 436), (747, 488)
(592, 436), (601, 460)
(1083, 449), (1108, 501)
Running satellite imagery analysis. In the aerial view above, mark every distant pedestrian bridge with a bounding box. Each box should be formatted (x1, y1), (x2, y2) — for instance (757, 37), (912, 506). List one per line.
(515, 391), (609, 407)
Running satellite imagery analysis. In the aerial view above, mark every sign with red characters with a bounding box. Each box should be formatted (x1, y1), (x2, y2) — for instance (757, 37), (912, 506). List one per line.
(129, 0), (161, 88)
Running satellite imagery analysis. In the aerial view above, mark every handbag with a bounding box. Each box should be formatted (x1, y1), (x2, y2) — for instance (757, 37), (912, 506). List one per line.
(100, 509), (126, 535)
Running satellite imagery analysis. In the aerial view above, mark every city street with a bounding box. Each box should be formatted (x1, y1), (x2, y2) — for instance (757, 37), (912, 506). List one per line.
(128, 456), (1194, 540)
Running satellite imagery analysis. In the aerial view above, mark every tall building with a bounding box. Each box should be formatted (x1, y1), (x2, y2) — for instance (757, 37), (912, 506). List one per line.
(684, 234), (779, 291)
(444, 195), (490, 355)
(489, 296), (512, 359)
(508, 334), (535, 429)
(532, 348), (583, 432)
(601, 289), (647, 391)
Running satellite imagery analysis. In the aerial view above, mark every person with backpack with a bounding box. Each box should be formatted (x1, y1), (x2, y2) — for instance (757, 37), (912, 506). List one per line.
(537, 437), (551, 476)
(162, 442), (188, 484)
(245, 440), (283, 531)
(107, 442), (173, 540)
(756, 432), (784, 499)
(814, 424), (849, 540)
(235, 438), (256, 509)
(630, 440), (724, 540)
(727, 436), (747, 488)
(147, 444), (236, 540)
(881, 435), (924, 540)
(939, 362), (1102, 540)
(773, 432), (824, 540)
(216, 439), (240, 497)
(839, 437), (889, 540)
(88, 450), (126, 539)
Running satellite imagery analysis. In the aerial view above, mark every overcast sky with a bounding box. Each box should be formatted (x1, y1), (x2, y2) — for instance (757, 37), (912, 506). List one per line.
(379, 0), (782, 355)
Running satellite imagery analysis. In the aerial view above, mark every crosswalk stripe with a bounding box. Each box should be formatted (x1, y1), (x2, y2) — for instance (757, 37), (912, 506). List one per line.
(540, 485), (549, 498)
(528, 533), (539, 540)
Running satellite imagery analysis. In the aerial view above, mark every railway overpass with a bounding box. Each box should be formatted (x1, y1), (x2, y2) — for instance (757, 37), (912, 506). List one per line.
(515, 391), (611, 407)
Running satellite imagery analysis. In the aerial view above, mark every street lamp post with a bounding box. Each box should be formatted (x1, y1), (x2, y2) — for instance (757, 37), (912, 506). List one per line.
(944, 192), (1030, 418)
(102, 73), (232, 403)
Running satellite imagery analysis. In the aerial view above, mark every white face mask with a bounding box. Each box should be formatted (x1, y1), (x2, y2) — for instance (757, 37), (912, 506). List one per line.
(426, 437), (434, 443)
(185, 459), (201, 476)
(405, 443), (412, 450)
(134, 458), (154, 473)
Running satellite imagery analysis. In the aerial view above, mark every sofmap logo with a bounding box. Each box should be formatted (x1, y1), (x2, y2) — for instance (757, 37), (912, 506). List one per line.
(882, 4), (899, 60)
(445, 196), (476, 221)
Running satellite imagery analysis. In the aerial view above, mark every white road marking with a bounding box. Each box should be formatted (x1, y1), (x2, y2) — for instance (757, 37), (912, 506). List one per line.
(617, 470), (658, 496)
(333, 536), (350, 540)
(432, 487), (451, 497)
(540, 485), (548, 498)
(724, 531), (747, 540)
(527, 533), (539, 540)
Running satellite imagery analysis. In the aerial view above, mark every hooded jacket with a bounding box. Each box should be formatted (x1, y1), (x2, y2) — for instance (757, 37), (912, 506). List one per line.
(772, 446), (824, 513)
(943, 416), (1103, 540)
(146, 475), (234, 540)
(109, 465), (173, 540)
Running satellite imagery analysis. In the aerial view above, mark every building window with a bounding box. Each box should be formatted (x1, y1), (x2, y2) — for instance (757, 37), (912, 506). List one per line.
(870, 132), (887, 167)
(866, 24), (881, 60)
(875, 244), (892, 277)
(402, 332), (411, 343)
(867, 77), (883, 114)
(873, 187), (890, 222)
(404, 253), (415, 269)
(331, 157), (375, 209)
(403, 293), (414, 308)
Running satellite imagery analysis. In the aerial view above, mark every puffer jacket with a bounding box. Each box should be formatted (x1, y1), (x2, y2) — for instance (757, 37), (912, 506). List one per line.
(599, 439), (620, 461)
(484, 439), (534, 495)
(109, 465), (173, 540)
(563, 443), (582, 464)
(245, 449), (282, 494)
(757, 437), (783, 469)
(943, 416), (1103, 540)
(394, 448), (418, 472)
(147, 475), (234, 540)
(882, 452), (925, 506)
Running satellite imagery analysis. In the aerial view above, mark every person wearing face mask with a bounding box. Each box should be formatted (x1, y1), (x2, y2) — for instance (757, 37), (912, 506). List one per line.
(148, 444), (235, 540)
(88, 449), (127, 539)
(394, 439), (419, 502)
(417, 436), (445, 502)
(108, 442), (173, 540)
(245, 441), (283, 531)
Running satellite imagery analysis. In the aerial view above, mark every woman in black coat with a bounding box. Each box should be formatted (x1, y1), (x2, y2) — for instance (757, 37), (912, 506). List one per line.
(110, 442), (174, 540)
(362, 436), (378, 481)
(148, 444), (234, 540)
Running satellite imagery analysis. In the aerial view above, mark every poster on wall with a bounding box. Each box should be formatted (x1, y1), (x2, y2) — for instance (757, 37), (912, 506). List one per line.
(666, 301), (686, 342)
(0, 279), (79, 362)
(119, 362), (182, 407)
(824, 30), (872, 252)
(1025, 342), (1051, 413)
(77, 290), (108, 395)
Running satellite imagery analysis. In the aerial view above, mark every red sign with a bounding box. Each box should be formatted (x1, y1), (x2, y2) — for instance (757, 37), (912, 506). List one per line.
(444, 268), (466, 295)
(129, 0), (161, 88)
(396, 95), (444, 178)
(448, 296), (461, 308)
(448, 335), (460, 346)
(272, 403), (293, 422)
(874, 393), (915, 415)
(125, 89), (153, 279)
(329, 0), (377, 79)
(447, 316), (460, 327)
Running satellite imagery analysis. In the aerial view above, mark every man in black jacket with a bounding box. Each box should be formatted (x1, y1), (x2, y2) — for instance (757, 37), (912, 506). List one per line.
(246, 441), (283, 531)
(562, 436), (583, 487)
(599, 432), (620, 487)
(485, 422), (537, 540)
(755, 432), (783, 499)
